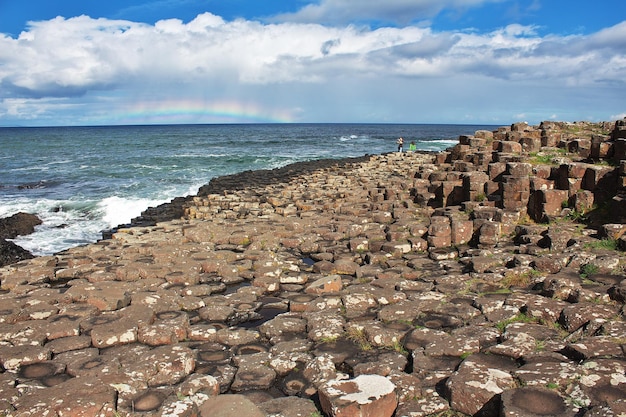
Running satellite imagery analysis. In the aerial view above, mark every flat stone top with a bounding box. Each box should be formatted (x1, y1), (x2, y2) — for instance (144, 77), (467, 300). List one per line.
(325, 374), (396, 404)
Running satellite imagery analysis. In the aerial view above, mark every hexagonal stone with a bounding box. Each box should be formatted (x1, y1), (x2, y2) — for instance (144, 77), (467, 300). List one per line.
(319, 374), (398, 417)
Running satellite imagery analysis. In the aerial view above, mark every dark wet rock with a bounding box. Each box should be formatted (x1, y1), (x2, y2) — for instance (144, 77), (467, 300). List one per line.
(0, 212), (42, 240)
(0, 239), (35, 267)
(500, 386), (577, 416)
(0, 212), (41, 266)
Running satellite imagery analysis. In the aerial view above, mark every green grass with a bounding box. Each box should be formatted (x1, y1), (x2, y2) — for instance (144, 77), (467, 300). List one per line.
(318, 335), (339, 343)
(579, 263), (599, 278)
(496, 312), (540, 333)
(346, 327), (373, 351)
(528, 149), (567, 165)
(584, 238), (618, 251)
(500, 268), (541, 289)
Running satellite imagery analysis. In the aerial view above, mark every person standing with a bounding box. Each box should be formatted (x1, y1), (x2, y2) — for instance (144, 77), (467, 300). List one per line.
(397, 137), (404, 152)
(409, 141), (417, 152)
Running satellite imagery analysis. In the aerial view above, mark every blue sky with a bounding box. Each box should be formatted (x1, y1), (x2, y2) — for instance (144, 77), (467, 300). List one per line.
(0, 0), (624, 126)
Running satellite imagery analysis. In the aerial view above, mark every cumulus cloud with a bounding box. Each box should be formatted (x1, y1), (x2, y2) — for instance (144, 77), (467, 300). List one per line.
(0, 12), (624, 124)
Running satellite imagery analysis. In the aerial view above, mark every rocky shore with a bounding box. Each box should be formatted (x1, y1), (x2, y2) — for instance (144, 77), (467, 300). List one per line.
(0, 212), (40, 267)
(1, 120), (625, 417)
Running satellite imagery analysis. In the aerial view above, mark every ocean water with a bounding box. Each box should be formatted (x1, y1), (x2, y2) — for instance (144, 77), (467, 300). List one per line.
(0, 123), (496, 256)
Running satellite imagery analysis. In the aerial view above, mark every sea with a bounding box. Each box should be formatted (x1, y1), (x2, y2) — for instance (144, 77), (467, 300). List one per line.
(0, 123), (498, 256)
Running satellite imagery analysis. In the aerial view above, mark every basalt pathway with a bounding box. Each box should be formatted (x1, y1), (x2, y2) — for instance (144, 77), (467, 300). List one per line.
(1, 121), (626, 417)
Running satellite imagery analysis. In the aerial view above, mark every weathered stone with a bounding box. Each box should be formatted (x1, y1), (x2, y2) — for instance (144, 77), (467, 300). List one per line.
(529, 189), (569, 221)
(45, 335), (92, 354)
(65, 280), (131, 311)
(138, 310), (189, 346)
(515, 354), (579, 387)
(523, 295), (568, 323)
(0, 344), (51, 370)
(445, 353), (517, 416)
(306, 310), (345, 341)
(560, 303), (619, 332)
(477, 220), (501, 247)
(197, 394), (265, 417)
(305, 274), (343, 294)
(124, 345), (195, 387)
(303, 353), (341, 387)
(231, 352), (277, 391)
(563, 336), (624, 360)
(450, 218), (474, 245)
(259, 312), (307, 340)
(486, 332), (537, 359)
(12, 375), (117, 417)
(259, 396), (320, 417)
(90, 316), (138, 348)
(500, 387), (577, 417)
(499, 141), (522, 153)
(319, 374), (398, 417)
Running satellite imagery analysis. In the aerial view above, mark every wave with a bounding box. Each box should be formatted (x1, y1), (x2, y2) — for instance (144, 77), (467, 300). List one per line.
(3, 193), (180, 256)
(338, 134), (369, 141)
(99, 195), (171, 228)
(3, 197), (102, 256)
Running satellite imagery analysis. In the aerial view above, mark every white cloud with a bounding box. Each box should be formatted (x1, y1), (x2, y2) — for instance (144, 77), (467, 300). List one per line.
(0, 13), (624, 125)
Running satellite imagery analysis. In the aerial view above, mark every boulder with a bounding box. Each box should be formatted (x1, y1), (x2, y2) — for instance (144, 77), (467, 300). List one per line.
(0, 238), (35, 266)
(319, 374), (398, 417)
(500, 387), (577, 416)
(445, 353), (517, 416)
(0, 212), (42, 239)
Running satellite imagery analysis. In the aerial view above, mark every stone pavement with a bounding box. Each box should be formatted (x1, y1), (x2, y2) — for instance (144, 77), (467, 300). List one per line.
(0, 119), (625, 416)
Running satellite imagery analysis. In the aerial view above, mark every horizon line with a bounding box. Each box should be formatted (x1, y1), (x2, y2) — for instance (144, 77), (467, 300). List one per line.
(1, 121), (517, 129)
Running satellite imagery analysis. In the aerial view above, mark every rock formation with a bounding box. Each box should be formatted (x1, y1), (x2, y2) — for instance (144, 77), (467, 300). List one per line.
(0, 119), (625, 416)
(0, 212), (40, 266)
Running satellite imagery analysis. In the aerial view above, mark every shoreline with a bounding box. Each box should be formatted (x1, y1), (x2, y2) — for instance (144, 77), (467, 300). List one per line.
(113, 154), (390, 234)
(0, 119), (625, 416)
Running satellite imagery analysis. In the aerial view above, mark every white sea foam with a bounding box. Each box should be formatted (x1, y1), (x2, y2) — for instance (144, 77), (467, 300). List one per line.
(339, 134), (367, 141)
(3, 197), (104, 256)
(3, 194), (174, 256)
(11, 221), (104, 256)
(99, 195), (171, 228)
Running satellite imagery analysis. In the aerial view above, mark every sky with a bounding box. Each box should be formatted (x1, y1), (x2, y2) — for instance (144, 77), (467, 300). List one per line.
(0, 0), (624, 126)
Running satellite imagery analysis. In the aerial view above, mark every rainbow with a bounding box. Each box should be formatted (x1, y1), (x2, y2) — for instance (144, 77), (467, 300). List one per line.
(104, 99), (296, 125)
